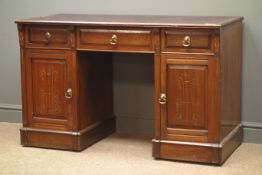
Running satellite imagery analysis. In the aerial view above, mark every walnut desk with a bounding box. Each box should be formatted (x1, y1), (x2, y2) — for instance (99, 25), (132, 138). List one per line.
(15, 14), (243, 164)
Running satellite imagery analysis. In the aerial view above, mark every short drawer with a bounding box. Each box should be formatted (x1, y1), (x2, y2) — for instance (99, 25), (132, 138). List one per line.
(161, 29), (216, 53)
(25, 25), (74, 48)
(77, 27), (154, 52)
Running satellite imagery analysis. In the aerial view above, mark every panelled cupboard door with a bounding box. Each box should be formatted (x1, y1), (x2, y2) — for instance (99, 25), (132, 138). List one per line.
(24, 49), (76, 131)
(160, 57), (212, 142)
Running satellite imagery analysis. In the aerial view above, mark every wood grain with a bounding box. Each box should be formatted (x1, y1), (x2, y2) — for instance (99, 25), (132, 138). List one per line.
(17, 14), (243, 164)
(77, 51), (114, 130)
(77, 27), (154, 52)
(24, 25), (75, 49)
(220, 22), (243, 141)
(24, 49), (76, 131)
(160, 56), (209, 143)
(161, 29), (215, 54)
(16, 14), (243, 28)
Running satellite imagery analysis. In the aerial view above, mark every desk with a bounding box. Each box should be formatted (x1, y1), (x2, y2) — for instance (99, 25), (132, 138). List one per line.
(16, 14), (243, 164)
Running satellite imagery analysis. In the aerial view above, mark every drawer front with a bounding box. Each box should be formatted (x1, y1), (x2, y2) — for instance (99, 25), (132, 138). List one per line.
(161, 29), (216, 53)
(77, 27), (154, 52)
(25, 25), (74, 48)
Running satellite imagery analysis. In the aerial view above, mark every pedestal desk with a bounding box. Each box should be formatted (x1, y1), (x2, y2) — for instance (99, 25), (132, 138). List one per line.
(15, 14), (243, 164)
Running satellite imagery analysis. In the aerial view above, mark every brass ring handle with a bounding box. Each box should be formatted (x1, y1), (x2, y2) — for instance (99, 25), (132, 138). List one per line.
(65, 88), (73, 99)
(182, 36), (191, 47)
(158, 93), (167, 105)
(43, 32), (51, 43)
(109, 34), (118, 45)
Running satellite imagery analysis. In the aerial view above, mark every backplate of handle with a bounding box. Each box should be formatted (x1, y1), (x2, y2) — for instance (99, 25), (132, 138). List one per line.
(65, 88), (73, 99)
(43, 32), (51, 43)
(159, 93), (167, 105)
(109, 34), (118, 45)
(182, 36), (191, 47)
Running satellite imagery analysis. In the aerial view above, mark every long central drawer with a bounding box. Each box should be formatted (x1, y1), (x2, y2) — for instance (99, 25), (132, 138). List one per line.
(77, 27), (155, 52)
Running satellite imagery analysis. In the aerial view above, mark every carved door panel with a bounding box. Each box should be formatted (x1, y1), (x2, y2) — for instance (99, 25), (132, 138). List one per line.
(25, 49), (76, 131)
(160, 57), (210, 142)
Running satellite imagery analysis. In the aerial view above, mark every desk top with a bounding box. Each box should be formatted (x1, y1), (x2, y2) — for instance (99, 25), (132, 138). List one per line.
(15, 14), (243, 28)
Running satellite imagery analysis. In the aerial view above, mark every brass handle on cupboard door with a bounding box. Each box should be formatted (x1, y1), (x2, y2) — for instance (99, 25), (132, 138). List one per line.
(65, 88), (73, 99)
(109, 34), (118, 45)
(158, 93), (167, 105)
(182, 36), (191, 47)
(43, 32), (51, 43)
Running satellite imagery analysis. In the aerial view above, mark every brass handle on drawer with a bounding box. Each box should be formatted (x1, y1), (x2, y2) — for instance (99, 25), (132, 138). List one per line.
(182, 36), (191, 47)
(65, 88), (73, 99)
(109, 34), (118, 45)
(43, 32), (51, 43)
(159, 93), (167, 105)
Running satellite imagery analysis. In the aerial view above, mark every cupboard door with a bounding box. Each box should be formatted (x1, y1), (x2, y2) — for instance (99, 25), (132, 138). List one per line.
(25, 49), (76, 131)
(160, 57), (210, 142)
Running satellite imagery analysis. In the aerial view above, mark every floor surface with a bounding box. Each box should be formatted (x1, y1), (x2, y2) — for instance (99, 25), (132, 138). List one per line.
(0, 122), (261, 175)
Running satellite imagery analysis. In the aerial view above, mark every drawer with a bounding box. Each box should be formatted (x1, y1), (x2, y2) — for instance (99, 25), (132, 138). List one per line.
(77, 27), (154, 52)
(25, 25), (74, 48)
(161, 29), (216, 53)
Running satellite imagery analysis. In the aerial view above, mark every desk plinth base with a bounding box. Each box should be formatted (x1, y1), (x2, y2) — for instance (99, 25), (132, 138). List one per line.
(152, 126), (242, 164)
(20, 118), (116, 151)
